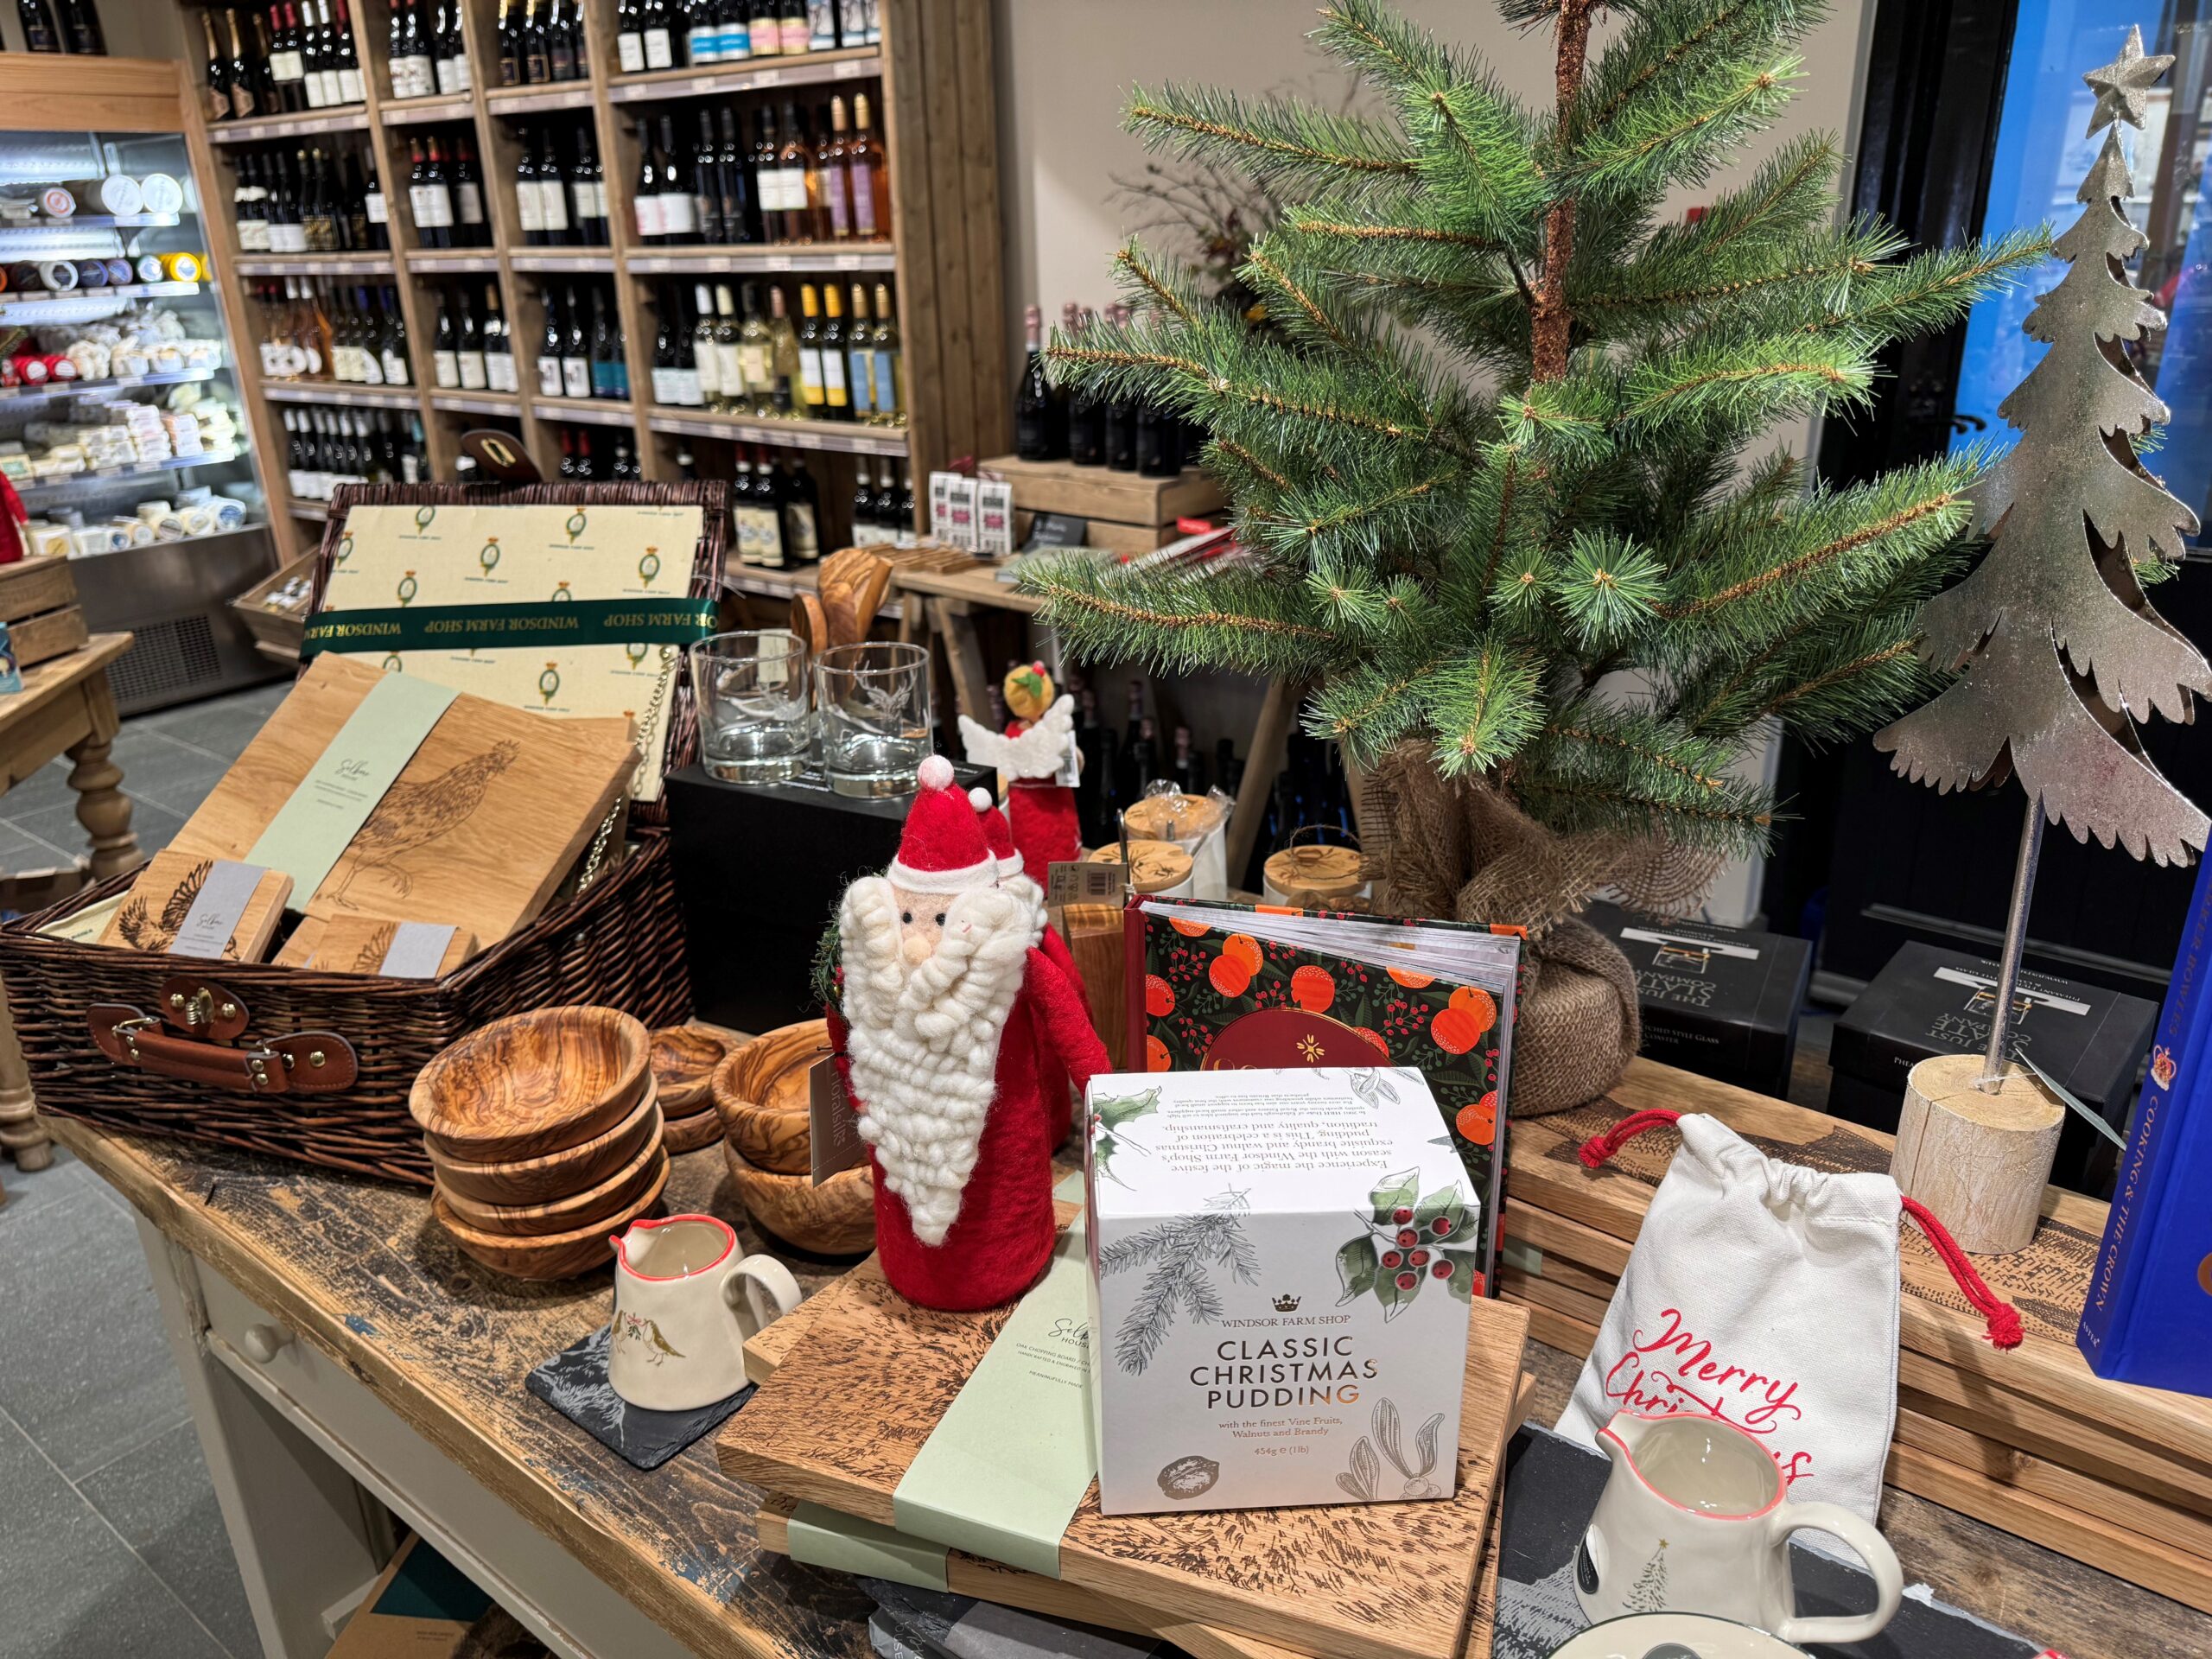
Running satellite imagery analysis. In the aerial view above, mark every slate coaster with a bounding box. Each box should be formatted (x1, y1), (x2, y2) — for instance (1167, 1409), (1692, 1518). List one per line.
(525, 1324), (753, 1471)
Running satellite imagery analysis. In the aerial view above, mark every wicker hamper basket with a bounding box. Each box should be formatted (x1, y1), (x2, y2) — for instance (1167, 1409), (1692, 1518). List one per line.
(0, 480), (728, 1185)
(0, 828), (691, 1185)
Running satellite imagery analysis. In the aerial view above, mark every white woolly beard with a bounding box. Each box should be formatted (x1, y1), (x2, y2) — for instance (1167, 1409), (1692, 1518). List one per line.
(838, 875), (1044, 1246)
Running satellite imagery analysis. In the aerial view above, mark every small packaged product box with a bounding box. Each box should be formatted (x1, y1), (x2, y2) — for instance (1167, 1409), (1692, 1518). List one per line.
(1084, 1065), (1476, 1516)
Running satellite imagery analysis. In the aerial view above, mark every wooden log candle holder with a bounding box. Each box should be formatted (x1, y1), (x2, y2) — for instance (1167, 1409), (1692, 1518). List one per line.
(1891, 1054), (2063, 1255)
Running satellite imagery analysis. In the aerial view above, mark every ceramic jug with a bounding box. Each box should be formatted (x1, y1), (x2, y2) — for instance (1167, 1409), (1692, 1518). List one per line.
(607, 1214), (802, 1411)
(1575, 1410), (1902, 1646)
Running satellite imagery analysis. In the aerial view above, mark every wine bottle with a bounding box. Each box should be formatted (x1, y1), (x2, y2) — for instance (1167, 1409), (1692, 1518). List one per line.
(869, 279), (901, 425)
(302, 0), (333, 107)
(1014, 303), (1063, 460)
(848, 92), (887, 240)
(432, 288), (459, 388)
(772, 100), (816, 242)
(493, 0), (518, 82)
(1102, 302), (1136, 469)
(843, 283), (874, 423)
(59, 0), (106, 56)
(649, 286), (679, 405)
(1066, 302), (1103, 466)
(360, 148), (390, 248)
(715, 281), (747, 410)
(515, 129), (545, 243)
(571, 127), (607, 244)
(716, 0), (748, 60)
(17, 0), (61, 54)
(716, 107), (757, 244)
(818, 281), (852, 420)
(452, 137), (487, 245)
(225, 9), (257, 116)
(737, 280), (772, 413)
(482, 283), (516, 391)
(332, 0), (364, 101)
(588, 287), (622, 399)
(640, 0), (672, 68)
(456, 288), (487, 389)
(693, 110), (722, 244)
(795, 282), (828, 417)
(776, 0), (804, 56)
(537, 287), (564, 395)
(783, 456), (821, 563)
(613, 0), (643, 72)
(691, 282), (722, 410)
(818, 95), (852, 239)
(633, 121), (664, 243)
(560, 283), (590, 397)
(684, 0), (717, 65)
(545, 0), (574, 81)
(655, 114), (696, 241)
(764, 282), (798, 413)
(537, 129), (570, 244)
(201, 11), (232, 119)
(520, 0), (548, 82)
(380, 288), (412, 384)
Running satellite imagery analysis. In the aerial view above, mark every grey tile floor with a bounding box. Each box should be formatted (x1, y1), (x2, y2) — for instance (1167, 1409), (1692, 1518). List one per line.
(0, 681), (289, 1659)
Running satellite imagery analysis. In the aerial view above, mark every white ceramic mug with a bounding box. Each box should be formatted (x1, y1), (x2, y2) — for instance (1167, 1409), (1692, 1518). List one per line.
(1576, 1410), (1902, 1647)
(607, 1214), (802, 1412)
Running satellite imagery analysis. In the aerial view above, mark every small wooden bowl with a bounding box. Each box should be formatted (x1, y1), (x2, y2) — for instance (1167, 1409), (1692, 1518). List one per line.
(721, 1138), (874, 1255)
(711, 1020), (829, 1178)
(651, 1026), (730, 1116)
(437, 1137), (669, 1239)
(412, 1007), (650, 1165)
(434, 1156), (671, 1281)
(426, 1088), (663, 1206)
(661, 1103), (725, 1156)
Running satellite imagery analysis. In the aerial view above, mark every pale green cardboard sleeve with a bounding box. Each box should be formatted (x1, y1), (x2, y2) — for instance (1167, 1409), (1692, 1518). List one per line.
(888, 1210), (1099, 1580)
(246, 672), (460, 898)
(785, 1503), (950, 1592)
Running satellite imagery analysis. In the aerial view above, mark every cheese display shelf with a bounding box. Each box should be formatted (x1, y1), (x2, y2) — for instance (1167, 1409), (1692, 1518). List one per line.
(175, 0), (1009, 558)
(0, 60), (283, 712)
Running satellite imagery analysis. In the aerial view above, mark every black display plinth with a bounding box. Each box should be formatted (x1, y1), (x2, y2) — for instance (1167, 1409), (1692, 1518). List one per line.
(1827, 941), (2156, 1195)
(665, 761), (991, 1035)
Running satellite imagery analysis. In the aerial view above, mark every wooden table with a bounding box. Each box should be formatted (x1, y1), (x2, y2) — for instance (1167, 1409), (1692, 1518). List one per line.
(0, 633), (141, 1182)
(51, 1054), (2209, 1659)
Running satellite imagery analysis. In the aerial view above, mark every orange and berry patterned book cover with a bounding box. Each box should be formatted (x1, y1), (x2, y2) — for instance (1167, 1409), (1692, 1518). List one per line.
(1123, 896), (1519, 1294)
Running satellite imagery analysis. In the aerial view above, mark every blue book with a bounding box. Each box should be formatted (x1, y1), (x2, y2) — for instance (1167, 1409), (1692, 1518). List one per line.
(2077, 852), (2212, 1393)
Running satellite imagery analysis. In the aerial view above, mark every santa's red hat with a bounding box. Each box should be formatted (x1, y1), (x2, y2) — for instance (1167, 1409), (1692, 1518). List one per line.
(972, 788), (1023, 880)
(887, 756), (998, 893)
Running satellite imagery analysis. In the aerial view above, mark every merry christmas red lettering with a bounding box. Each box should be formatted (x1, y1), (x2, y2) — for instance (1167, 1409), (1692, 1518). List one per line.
(1604, 1306), (1815, 1484)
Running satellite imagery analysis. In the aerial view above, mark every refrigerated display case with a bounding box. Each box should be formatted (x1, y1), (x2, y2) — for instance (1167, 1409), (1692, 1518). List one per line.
(0, 62), (282, 714)
(1794, 3), (2212, 1004)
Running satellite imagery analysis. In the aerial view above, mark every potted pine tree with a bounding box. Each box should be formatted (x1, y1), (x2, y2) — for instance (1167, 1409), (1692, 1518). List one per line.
(1023, 0), (2046, 1113)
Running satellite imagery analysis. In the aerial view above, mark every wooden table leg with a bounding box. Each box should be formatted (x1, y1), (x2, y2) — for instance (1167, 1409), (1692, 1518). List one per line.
(930, 597), (994, 724)
(0, 984), (49, 1173)
(66, 730), (141, 880)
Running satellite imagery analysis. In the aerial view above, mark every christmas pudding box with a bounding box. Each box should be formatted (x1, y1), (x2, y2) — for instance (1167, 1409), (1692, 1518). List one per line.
(1084, 1065), (1476, 1517)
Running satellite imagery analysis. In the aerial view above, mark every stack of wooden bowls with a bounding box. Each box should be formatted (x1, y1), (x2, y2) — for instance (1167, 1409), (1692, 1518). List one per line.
(649, 1026), (731, 1154)
(713, 1020), (874, 1256)
(413, 1007), (667, 1281)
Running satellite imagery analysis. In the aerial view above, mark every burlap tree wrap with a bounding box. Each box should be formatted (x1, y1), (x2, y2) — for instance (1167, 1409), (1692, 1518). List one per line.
(1363, 743), (1721, 1116)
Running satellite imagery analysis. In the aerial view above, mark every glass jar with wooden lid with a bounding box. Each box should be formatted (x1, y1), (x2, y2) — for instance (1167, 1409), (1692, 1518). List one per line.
(1121, 791), (1229, 897)
(1086, 839), (1195, 898)
(1262, 829), (1372, 912)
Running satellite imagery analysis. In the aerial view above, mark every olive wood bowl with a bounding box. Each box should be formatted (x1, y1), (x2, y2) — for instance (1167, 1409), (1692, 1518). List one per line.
(425, 1087), (663, 1206)
(436, 1137), (669, 1239)
(412, 1006), (650, 1165)
(434, 1156), (671, 1281)
(661, 1103), (725, 1156)
(650, 1026), (730, 1117)
(710, 1020), (830, 1178)
(721, 1138), (874, 1256)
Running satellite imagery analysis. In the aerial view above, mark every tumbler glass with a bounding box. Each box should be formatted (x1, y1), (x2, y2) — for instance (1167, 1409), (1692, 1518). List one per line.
(689, 630), (810, 784)
(814, 641), (931, 797)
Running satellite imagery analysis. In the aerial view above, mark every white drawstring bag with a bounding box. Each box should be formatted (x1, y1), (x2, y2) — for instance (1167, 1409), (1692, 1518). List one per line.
(1555, 1109), (2021, 1522)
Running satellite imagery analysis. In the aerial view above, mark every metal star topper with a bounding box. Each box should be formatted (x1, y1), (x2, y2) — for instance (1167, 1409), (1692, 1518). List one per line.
(2085, 25), (2174, 135)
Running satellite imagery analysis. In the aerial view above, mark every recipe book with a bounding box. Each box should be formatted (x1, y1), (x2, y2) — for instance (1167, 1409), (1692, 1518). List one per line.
(1124, 896), (1522, 1293)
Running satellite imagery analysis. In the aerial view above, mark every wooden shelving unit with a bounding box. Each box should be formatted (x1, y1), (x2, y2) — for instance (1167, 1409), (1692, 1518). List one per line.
(177, 0), (1009, 554)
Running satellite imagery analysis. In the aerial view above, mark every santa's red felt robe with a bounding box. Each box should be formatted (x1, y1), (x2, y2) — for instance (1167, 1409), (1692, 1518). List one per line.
(830, 944), (1108, 1311)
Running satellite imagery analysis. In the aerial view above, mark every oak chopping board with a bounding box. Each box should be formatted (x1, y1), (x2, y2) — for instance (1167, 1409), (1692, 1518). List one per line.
(273, 912), (479, 975)
(98, 849), (292, 961)
(746, 1360), (1535, 1659)
(719, 1236), (1529, 1659)
(166, 653), (637, 950)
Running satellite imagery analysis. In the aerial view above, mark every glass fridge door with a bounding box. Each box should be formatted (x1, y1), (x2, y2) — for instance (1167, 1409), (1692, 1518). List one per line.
(0, 124), (280, 711)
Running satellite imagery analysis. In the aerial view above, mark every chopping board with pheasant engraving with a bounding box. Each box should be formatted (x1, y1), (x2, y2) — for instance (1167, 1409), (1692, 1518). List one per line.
(719, 1240), (1528, 1659)
(166, 654), (638, 950)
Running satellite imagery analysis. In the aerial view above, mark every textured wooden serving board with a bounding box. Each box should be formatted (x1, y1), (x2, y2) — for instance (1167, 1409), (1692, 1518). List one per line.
(273, 911), (479, 974)
(98, 849), (291, 961)
(167, 652), (637, 950)
(721, 1249), (1528, 1659)
(1524, 1061), (2212, 1471)
(747, 1372), (1535, 1659)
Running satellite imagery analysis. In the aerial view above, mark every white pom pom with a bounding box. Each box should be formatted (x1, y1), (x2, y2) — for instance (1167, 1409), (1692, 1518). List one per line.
(917, 754), (954, 791)
(968, 786), (993, 812)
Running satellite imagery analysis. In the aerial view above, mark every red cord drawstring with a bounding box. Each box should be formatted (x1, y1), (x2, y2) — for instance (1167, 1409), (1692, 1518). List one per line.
(1577, 1108), (1683, 1168)
(1901, 1197), (2024, 1350)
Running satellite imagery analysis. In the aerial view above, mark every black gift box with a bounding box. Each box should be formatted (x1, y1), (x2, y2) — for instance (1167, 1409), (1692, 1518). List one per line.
(1585, 901), (1812, 1098)
(1827, 941), (2157, 1194)
(665, 761), (991, 1035)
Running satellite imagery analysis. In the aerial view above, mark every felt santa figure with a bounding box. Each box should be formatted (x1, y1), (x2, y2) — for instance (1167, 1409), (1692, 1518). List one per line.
(830, 756), (1109, 1312)
(957, 662), (1081, 881)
